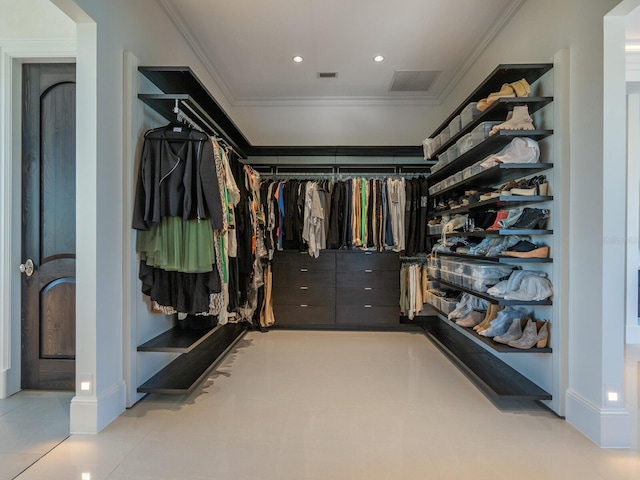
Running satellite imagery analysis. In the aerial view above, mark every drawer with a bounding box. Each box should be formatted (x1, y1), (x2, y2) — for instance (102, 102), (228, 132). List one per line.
(335, 306), (399, 326)
(337, 270), (399, 289)
(273, 251), (335, 271)
(273, 305), (335, 325)
(273, 286), (336, 306)
(336, 286), (399, 306)
(272, 270), (336, 289)
(335, 251), (399, 271)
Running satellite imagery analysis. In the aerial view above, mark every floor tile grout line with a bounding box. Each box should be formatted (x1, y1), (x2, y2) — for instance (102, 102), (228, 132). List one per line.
(12, 435), (70, 479)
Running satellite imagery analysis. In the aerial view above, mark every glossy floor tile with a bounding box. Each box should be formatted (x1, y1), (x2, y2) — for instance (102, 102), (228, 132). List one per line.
(0, 391), (72, 480)
(9, 331), (640, 479)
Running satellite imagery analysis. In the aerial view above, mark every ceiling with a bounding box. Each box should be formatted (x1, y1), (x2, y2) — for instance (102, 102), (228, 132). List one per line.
(160, 0), (526, 106)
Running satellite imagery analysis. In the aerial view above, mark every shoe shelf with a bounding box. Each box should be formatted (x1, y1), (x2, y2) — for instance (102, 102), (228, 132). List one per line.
(433, 97), (553, 158)
(427, 229), (553, 238)
(435, 251), (553, 264)
(428, 303), (552, 353)
(430, 135), (554, 184)
(429, 277), (553, 306)
(431, 63), (553, 137)
(138, 323), (247, 395)
(428, 195), (553, 219)
(431, 164), (553, 199)
(422, 316), (552, 400)
(137, 324), (222, 353)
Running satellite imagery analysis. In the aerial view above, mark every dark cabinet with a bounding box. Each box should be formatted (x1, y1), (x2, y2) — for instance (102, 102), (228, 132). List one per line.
(271, 250), (400, 327)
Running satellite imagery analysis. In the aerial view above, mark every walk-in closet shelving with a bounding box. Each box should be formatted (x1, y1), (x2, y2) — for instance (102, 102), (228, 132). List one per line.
(427, 229), (553, 237)
(430, 163), (553, 197)
(135, 66), (249, 394)
(423, 63), (555, 400)
(435, 251), (552, 264)
(430, 195), (553, 218)
(422, 316), (552, 400)
(428, 304), (552, 354)
(433, 278), (552, 306)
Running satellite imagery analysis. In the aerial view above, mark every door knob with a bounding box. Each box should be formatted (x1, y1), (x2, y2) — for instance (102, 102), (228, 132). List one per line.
(19, 259), (34, 277)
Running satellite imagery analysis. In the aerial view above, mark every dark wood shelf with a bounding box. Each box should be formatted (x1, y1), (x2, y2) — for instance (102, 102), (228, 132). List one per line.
(137, 324), (221, 353)
(422, 316), (552, 400)
(433, 96), (553, 157)
(431, 277), (553, 306)
(137, 323), (246, 395)
(428, 304), (552, 353)
(431, 63), (553, 137)
(428, 229), (553, 238)
(429, 132), (554, 184)
(429, 195), (553, 218)
(138, 67), (251, 156)
(436, 251), (552, 264)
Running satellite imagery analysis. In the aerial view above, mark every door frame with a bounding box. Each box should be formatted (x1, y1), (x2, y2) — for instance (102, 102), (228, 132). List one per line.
(0, 40), (75, 398)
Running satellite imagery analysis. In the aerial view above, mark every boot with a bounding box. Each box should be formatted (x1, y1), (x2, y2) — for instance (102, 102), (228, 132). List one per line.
(478, 310), (512, 337)
(508, 320), (549, 349)
(489, 106), (535, 135)
(456, 310), (485, 328)
(494, 317), (525, 344)
(473, 304), (503, 331)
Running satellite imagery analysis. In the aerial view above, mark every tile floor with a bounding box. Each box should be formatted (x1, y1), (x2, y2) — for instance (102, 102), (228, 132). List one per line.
(0, 390), (72, 480)
(2, 330), (640, 480)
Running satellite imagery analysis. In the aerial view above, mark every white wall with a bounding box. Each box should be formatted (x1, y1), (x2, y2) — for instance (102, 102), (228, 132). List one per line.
(0, 0), (75, 38)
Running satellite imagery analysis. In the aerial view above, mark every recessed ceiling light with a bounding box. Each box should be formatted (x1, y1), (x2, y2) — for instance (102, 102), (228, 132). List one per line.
(373, 55), (385, 62)
(293, 55), (304, 63)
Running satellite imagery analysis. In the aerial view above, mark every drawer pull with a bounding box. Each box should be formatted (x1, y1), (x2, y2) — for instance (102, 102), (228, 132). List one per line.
(300, 304), (308, 308)
(300, 286), (309, 290)
(300, 268), (308, 272)
(364, 269), (373, 273)
(364, 305), (372, 308)
(364, 287), (372, 291)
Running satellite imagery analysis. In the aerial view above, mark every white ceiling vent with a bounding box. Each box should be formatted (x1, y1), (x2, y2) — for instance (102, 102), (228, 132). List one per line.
(389, 70), (440, 92)
(318, 72), (338, 79)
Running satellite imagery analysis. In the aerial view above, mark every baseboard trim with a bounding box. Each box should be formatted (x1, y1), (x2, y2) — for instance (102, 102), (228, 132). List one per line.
(565, 388), (631, 448)
(70, 379), (126, 434)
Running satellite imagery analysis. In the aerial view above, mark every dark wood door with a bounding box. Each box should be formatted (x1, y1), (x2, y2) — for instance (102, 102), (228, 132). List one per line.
(21, 63), (76, 390)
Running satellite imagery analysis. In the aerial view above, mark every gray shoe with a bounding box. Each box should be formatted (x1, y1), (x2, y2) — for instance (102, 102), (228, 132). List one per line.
(494, 317), (525, 344)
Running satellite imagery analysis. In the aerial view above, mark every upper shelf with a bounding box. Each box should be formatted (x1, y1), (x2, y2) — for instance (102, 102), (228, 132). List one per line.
(138, 66), (252, 157)
(429, 130), (554, 184)
(432, 97), (553, 158)
(430, 63), (553, 138)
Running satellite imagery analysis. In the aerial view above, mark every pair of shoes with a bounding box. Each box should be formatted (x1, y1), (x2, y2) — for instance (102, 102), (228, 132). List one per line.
(473, 304), (503, 332)
(497, 208), (524, 229)
(487, 210), (509, 230)
(477, 79), (531, 111)
(511, 208), (549, 229)
(510, 175), (549, 196)
(469, 211), (497, 231)
(504, 319), (549, 349)
(490, 106), (535, 135)
(501, 240), (550, 258)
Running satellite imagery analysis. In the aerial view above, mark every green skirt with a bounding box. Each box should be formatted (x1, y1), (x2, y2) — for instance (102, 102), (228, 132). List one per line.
(137, 217), (215, 273)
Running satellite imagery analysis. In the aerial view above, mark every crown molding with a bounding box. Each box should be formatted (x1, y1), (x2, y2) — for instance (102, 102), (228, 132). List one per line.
(436, 0), (528, 103)
(232, 95), (441, 107)
(157, 0), (238, 105)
